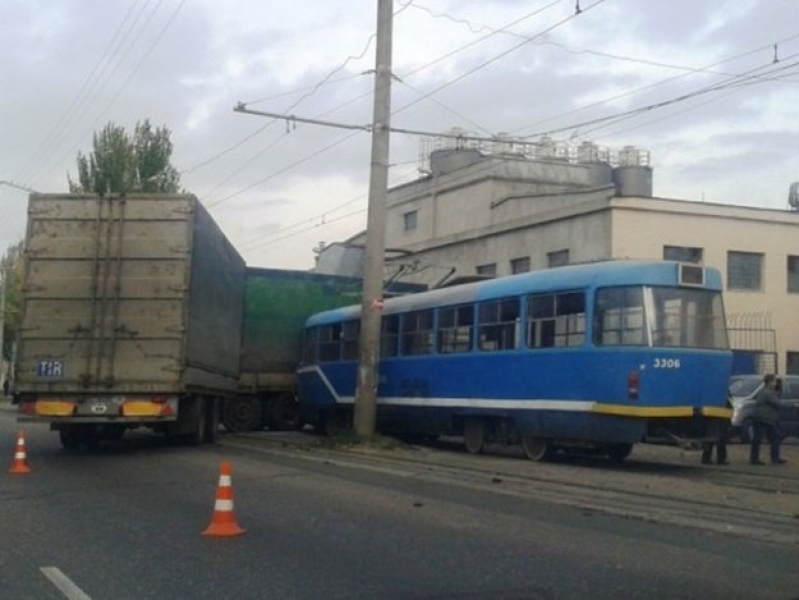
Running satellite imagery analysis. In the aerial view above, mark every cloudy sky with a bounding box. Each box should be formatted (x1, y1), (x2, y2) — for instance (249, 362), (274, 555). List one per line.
(1, 0), (797, 270)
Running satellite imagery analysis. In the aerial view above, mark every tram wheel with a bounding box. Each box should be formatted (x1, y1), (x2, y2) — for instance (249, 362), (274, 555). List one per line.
(521, 436), (554, 461)
(463, 418), (485, 454)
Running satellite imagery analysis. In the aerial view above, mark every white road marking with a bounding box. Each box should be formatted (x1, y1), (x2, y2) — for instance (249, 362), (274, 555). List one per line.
(40, 567), (92, 600)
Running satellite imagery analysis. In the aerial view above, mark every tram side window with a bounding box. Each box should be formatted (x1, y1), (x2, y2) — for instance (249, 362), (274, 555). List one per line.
(303, 327), (319, 364)
(438, 305), (474, 354)
(478, 298), (520, 351)
(402, 309), (434, 355)
(341, 320), (360, 360)
(318, 323), (343, 362)
(594, 287), (645, 346)
(381, 314), (400, 357)
(527, 291), (586, 348)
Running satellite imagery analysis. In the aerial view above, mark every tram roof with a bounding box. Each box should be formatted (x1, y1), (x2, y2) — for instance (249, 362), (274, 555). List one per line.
(305, 260), (723, 325)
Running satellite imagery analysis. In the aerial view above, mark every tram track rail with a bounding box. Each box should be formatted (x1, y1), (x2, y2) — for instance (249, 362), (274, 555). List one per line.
(223, 432), (799, 546)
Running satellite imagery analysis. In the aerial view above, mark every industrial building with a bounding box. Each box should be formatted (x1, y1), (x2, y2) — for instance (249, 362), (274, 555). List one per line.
(313, 134), (799, 374)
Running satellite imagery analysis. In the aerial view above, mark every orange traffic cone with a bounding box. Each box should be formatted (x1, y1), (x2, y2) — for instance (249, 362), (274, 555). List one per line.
(9, 430), (31, 475)
(202, 461), (245, 537)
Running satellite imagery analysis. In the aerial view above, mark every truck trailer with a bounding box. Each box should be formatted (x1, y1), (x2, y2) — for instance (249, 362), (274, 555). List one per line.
(15, 193), (245, 448)
(222, 267), (363, 432)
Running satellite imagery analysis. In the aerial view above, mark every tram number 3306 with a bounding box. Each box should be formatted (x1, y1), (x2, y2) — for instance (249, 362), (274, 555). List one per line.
(653, 358), (681, 368)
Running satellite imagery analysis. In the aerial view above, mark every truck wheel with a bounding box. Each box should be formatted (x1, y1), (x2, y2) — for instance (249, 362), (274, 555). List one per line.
(184, 398), (206, 446)
(267, 394), (302, 431)
(59, 426), (99, 451)
(203, 398), (220, 443)
(59, 429), (81, 451)
(222, 397), (263, 432)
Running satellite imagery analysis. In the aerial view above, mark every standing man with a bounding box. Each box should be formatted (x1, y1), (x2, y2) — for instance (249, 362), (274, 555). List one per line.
(750, 374), (786, 465)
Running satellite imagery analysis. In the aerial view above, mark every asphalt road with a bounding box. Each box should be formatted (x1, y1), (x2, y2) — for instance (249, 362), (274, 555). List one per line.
(1, 404), (798, 599)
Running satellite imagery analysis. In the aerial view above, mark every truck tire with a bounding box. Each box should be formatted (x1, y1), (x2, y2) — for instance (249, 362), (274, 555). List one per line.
(266, 394), (302, 431)
(222, 397), (263, 432)
(184, 397), (206, 446)
(203, 398), (220, 443)
(59, 425), (99, 451)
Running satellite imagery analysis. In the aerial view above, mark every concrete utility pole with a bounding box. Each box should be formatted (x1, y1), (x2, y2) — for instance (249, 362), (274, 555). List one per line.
(353, 0), (393, 438)
(0, 273), (6, 393)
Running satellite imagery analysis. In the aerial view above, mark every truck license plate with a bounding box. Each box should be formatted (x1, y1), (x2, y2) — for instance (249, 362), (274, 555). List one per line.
(75, 398), (123, 416)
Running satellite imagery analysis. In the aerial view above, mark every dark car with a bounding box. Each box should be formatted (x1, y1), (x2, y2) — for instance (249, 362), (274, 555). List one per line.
(729, 375), (799, 442)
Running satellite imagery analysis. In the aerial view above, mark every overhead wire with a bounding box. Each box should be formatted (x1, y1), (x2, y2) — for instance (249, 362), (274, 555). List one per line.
(11, 1), (145, 188)
(185, 2), (399, 179)
(510, 31), (799, 138)
(215, 0), (578, 230)
(593, 57), (799, 140)
(21, 1), (164, 188)
(43, 0), (187, 184)
(522, 50), (799, 140)
(198, 0), (567, 205)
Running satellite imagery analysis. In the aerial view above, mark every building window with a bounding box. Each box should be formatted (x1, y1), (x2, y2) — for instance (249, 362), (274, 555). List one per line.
(788, 352), (799, 375)
(664, 245), (703, 264)
(403, 210), (418, 232)
(548, 249), (569, 268)
(727, 251), (763, 291)
(788, 256), (799, 293)
(510, 257), (530, 274)
(476, 263), (496, 277)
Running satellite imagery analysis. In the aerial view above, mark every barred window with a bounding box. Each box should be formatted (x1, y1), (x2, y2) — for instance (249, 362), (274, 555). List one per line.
(510, 257), (530, 274)
(787, 352), (799, 375)
(401, 309), (434, 355)
(438, 305), (474, 354)
(664, 245), (703, 264)
(527, 291), (585, 348)
(788, 256), (799, 293)
(478, 298), (520, 351)
(727, 251), (762, 291)
(547, 249), (569, 268)
(476, 263), (496, 277)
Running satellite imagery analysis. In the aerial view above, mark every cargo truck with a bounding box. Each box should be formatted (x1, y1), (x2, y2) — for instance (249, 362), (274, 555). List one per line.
(15, 193), (246, 448)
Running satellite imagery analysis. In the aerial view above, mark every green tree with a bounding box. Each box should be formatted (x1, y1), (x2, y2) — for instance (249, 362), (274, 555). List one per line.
(1, 240), (24, 362)
(68, 120), (181, 194)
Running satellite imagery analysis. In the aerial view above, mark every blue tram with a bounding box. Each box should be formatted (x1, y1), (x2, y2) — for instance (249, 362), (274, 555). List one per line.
(296, 260), (733, 461)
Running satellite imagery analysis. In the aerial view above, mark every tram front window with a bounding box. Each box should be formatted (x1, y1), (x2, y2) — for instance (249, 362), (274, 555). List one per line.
(594, 286), (728, 349)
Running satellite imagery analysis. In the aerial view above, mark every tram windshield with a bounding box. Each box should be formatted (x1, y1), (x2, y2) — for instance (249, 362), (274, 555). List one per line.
(593, 286), (728, 349)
